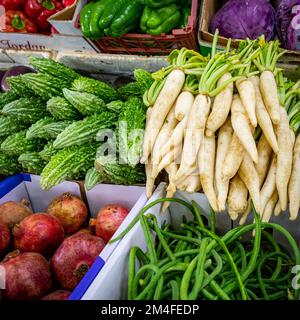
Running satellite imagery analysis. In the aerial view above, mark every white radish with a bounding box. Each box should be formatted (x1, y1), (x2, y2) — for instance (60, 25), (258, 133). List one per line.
(198, 134), (218, 212)
(255, 134), (273, 188)
(222, 133), (245, 181)
(152, 94), (194, 178)
(231, 94), (258, 163)
(162, 163), (178, 212)
(186, 175), (201, 193)
(260, 70), (280, 125)
(176, 94), (211, 181)
(151, 104), (178, 165)
(228, 174), (248, 221)
(153, 146), (182, 179)
(288, 134), (300, 221)
(205, 73), (233, 136)
(236, 77), (257, 127)
(249, 76), (279, 153)
(141, 69), (185, 162)
(145, 163), (155, 198)
(262, 190), (278, 223)
(274, 201), (282, 217)
(239, 199), (252, 226)
(215, 118), (233, 211)
(260, 156), (277, 216)
(238, 153), (261, 214)
(175, 91), (194, 121)
(276, 107), (293, 211)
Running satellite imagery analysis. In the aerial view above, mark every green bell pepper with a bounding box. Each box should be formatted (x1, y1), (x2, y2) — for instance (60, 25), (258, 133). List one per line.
(179, 3), (191, 29)
(80, 1), (97, 38)
(139, 0), (180, 8)
(99, 0), (128, 29)
(140, 4), (181, 36)
(89, 0), (111, 39)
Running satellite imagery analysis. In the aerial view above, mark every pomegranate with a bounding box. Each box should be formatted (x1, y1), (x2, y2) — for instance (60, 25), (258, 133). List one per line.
(75, 228), (92, 235)
(95, 204), (129, 242)
(51, 233), (106, 290)
(0, 222), (10, 256)
(13, 213), (65, 257)
(0, 251), (51, 300)
(0, 199), (32, 229)
(47, 193), (88, 234)
(41, 290), (71, 300)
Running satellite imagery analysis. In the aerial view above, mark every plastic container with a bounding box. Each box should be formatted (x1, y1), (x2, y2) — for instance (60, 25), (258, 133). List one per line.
(81, 0), (199, 56)
(80, 182), (300, 300)
(0, 174), (147, 300)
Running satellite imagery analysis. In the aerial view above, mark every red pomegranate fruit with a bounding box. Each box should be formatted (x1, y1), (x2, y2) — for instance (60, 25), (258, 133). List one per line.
(0, 222), (10, 256)
(94, 204), (129, 242)
(41, 290), (71, 300)
(0, 251), (52, 300)
(13, 213), (65, 257)
(47, 193), (88, 234)
(51, 233), (106, 290)
(0, 199), (32, 229)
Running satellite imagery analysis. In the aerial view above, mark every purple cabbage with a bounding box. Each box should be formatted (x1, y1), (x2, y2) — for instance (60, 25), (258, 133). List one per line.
(277, 0), (300, 49)
(210, 0), (276, 41)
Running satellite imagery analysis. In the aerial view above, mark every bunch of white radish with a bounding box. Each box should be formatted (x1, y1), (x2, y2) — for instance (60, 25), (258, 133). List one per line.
(141, 35), (300, 222)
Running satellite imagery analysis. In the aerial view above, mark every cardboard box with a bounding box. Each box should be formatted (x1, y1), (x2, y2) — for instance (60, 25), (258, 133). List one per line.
(0, 174), (147, 300)
(81, 182), (300, 300)
(199, 0), (300, 57)
(0, 32), (96, 52)
(80, 182), (232, 300)
(48, 0), (88, 36)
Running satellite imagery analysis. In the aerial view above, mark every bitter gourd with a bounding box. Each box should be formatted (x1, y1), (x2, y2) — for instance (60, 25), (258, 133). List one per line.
(106, 100), (124, 113)
(0, 152), (21, 176)
(95, 155), (145, 185)
(0, 91), (19, 110)
(71, 76), (119, 103)
(84, 167), (107, 190)
(29, 57), (80, 83)
(6, 76), (35, 97)
(18, 152), (47, 175)
(117, 97), (146, 166)
(134, 69), (154, 92)
(20, 73), (69, 100)
(43, 121), (74, 139)
(53, 112), (118, 149)
(1, 130), (44, 156)
(63, 88), (106, 116)
(0, 116), (27, 137)
(26, 117), (55, 139)
(118, 82), (142, 100)
(39, 140), (56, 161)
(46, 96), (81, 121)
(40, 144), (97, 190)
(1, 97), (49, 124)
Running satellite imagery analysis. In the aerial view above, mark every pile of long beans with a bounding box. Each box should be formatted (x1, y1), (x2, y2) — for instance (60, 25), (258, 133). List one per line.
(127, 198), (300, 300)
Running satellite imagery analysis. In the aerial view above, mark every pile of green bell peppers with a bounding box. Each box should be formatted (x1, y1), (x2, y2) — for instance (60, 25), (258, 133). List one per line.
(80, 0), (192, 39)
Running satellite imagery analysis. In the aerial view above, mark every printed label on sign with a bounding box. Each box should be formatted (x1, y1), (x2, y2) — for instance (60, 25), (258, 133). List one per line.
(0, 265), (5, 289)
(0, 6), (5, 31)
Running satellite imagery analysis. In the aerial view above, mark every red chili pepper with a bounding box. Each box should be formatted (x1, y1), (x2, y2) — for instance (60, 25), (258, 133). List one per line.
(25, 0), (63, 31)
(4, 10), (37, 33)
(62, 0), (76, 7)
(0, 0), (26, 11)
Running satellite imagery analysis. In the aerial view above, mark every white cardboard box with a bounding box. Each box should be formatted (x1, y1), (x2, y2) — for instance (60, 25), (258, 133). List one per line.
(0, 174), (147, 300)
(81, 182), (300, 300)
